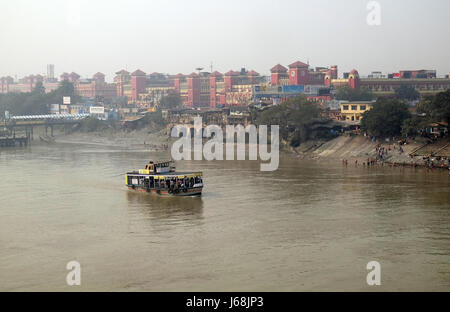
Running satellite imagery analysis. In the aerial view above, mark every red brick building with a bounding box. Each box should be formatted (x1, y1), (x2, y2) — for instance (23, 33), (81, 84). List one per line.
(114, 70), (131, 97)
(119, 68), (263, 108)
(131, 69), (146, 101)
(270, 64), (288, 85)
(75, 72), (117, 99)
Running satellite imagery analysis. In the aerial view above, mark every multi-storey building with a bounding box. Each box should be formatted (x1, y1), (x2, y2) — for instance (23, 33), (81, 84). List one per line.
(260, 61), (335, 105)
(60, 72), (81, 83)
(327, 69), (450, 97)
(114, 70), (131, 97)
(137, 72), (175, 108)
(118, 68), (264, 109)
(340, 100), (375, 121)
(0, 74), (59, 94)
(75, 72), (117, 100)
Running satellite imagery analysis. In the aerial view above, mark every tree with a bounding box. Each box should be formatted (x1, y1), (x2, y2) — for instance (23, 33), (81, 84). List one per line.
(360, 98), (411, 138)
(432, 89), (450, 124)
(255, 94), (322, 146)
(159, 90), (182, 109)
(0, 80), (80, 116)
(416, 89), (450, 124)
(56, 80), (75, 97)
(395, 85), (419, 101)
(33, 81), (46, 95)
(401, 116), (431, 138)
(335, 86), (374, 101)
(416, 95), (434, 116)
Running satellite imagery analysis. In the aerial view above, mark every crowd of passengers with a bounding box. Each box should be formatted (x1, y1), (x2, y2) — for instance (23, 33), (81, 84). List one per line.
(152, 176), (203, 190)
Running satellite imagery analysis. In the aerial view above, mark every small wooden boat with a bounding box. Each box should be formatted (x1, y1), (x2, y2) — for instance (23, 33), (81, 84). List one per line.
(126, 160), (203, 196)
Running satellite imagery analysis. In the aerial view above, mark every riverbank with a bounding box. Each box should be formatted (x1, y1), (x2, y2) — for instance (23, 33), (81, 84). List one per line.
(53, 126), (170, 150)
(292, 135), (450, 169)
(32, 124), (450, 170)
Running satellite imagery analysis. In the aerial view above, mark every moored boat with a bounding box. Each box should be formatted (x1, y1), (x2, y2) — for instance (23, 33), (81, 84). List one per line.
(126, 160), (203, 196)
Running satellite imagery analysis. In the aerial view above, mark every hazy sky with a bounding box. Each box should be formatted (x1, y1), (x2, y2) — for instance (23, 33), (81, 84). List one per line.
(1, 0), (449, 81)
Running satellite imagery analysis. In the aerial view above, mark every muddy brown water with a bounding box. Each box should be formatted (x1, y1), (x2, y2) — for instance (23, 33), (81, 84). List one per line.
(0, 142), (449, 291)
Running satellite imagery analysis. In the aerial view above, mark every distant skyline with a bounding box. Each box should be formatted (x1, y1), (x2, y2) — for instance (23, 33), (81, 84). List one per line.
(1, 0), (449, 82)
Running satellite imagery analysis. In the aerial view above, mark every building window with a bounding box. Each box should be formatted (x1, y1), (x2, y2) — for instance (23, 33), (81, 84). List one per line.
(343, 105), (349, 110)
(351, 105), (357, 110)
(360, 105), (366, 110)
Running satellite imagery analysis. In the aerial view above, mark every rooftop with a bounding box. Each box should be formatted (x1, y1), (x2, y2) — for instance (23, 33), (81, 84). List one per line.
(270, 64), (288, 73)
(289, 61), (309, 68)
(131, 69), (146, 76)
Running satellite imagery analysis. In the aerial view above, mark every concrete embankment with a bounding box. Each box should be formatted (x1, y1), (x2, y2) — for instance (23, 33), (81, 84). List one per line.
(293, 135), (449, 169)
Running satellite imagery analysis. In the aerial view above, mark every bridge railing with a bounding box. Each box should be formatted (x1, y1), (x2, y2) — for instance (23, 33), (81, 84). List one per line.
(9, 113), (90, 121)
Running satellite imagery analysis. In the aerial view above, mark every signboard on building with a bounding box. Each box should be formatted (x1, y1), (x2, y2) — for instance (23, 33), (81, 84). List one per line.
(5, 111), (10, 120)
(283, 85), (305, 93)
(63, 96), (71, 105)
(89, 106), (105, 114)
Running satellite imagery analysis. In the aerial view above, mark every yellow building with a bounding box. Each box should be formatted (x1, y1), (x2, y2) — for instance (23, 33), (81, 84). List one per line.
(340, 100), (375, 121)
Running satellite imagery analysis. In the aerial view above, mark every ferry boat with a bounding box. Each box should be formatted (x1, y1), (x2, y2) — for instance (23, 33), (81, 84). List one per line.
(125, 160), (203, 196)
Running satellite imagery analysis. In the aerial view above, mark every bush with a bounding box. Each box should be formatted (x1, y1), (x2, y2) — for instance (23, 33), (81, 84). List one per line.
(361, 98), (411, 138)
(79, 117), (109, 132)
(255, 94), (324, 146)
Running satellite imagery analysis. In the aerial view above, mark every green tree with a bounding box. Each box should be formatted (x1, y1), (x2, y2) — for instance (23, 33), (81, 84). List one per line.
(395, 85), (419, 101)
(49, 80), (80, 104)
(335, 86), (374, 101)
(159, 90), (182, 109)
(255, 94), (322, 146)
(416, 95), (434, 116)
(360, 98), (411, 138)
(33, 81), (46, 95)
(432, 89), (450, 124)
(401, 116), (430, 138)
(0, 80), (80, 116)
(416, 89), (450, 124)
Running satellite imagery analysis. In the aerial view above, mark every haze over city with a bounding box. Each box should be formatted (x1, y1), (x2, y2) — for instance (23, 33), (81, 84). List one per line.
(1, 0), (449, 81)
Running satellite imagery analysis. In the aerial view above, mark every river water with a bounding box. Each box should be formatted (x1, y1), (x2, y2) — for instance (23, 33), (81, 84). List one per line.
(0, 142), (449, 291)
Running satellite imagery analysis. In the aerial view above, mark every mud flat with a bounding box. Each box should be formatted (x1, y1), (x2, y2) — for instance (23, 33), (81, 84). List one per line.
(53, 127), (170, 149)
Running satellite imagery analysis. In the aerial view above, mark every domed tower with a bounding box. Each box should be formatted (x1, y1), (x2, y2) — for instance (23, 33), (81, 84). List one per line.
(93, 72), (105, 83)
(348, 69), (360, 89)
(270, 64), (288, 86)
(288, 61), (309, 85)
